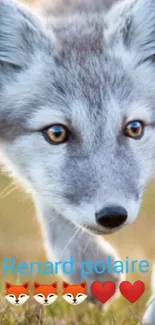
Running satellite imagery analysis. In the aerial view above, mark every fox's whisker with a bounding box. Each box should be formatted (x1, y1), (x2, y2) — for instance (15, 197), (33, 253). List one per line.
(59, 227), (81, 260)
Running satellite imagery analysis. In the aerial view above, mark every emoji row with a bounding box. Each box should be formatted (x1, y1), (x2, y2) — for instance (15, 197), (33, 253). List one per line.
(5, 280), (145, 306)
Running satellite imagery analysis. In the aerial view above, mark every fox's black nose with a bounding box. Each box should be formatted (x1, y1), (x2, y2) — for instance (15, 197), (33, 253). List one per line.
(15, 299), (19, 303)
(44, 299), (48, 303)
(96, 206), (127, 228)
(73, 298), (77, 303)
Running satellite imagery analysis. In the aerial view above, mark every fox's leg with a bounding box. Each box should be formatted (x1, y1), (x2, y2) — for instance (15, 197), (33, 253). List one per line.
(38, 204), (123, 298)
(140, 264), (155, 325)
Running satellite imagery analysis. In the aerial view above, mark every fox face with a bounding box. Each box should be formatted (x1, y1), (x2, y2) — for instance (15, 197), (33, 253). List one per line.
(62, 281), (88, 305)
(5, 282), (29, 306)
(1, 0), (155, 235)
(33, 282), (58, 305)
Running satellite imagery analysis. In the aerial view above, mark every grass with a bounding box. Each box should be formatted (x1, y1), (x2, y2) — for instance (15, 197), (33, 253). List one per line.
(0, 172), (155, 324)
(0, 293), (151, 325)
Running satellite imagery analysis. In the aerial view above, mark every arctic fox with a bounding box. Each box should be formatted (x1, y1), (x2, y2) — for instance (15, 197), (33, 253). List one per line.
(0, 0), (155, 308)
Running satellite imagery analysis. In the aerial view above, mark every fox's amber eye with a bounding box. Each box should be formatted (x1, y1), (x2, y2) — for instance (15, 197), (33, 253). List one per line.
(124, 121), (144, 139)
(44, 124), (69, 144)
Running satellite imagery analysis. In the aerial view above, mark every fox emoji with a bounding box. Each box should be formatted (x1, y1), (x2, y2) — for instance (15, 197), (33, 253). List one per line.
(33, 282), (58, 305)
(62, 281), (88, 305)
(5, 282), (29, 306)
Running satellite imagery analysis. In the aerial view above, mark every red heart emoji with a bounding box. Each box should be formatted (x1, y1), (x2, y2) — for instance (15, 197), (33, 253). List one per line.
(120, 281), (145, 303)
(91, 281), (116, 303)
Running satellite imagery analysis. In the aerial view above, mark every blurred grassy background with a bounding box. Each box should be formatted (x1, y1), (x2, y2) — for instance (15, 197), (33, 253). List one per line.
(0, 173), (155, 324)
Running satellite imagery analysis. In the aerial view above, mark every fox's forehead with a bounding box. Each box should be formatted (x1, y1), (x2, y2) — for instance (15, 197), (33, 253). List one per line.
(64, 285), (87, 294)
(17, 52), (135, 125)
(48, 15), (136, 110)
(6, 287), (28, 295)
(35, 286), (57, 294)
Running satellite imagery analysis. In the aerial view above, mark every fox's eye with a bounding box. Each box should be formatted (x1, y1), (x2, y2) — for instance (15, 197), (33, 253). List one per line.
(124, 120), (144, 139)
(9, 295), (14, 298)
(43, 124), (70, 145)
(20, 295), (25, 298)
(49, 294), (54, 298)
(38, 294), (43, 298)
(78, 294), (83, 297)
(67, 294), (72, 297)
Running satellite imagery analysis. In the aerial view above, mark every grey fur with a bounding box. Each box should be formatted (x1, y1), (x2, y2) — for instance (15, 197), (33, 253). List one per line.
(0, 0), (155, 311)
(39, 0), (120, 17)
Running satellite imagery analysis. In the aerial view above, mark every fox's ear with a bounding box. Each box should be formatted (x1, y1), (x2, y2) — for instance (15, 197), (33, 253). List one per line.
(107, 0), (155, 66)
(80, 281), (87, 289)
(51, 282), (58, 289)
(5, 282), (12, 290)
(34, 282), (41, 289)
(0, 0), (55, 70)
(22, 282), (29, 289)
(62, 281), (70, 289)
